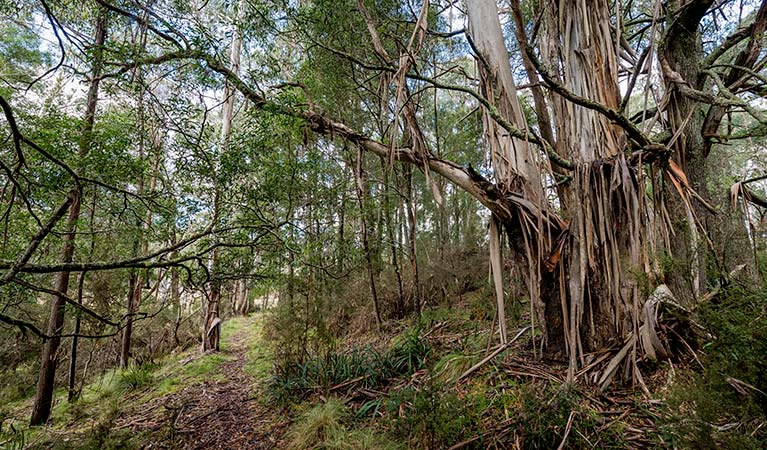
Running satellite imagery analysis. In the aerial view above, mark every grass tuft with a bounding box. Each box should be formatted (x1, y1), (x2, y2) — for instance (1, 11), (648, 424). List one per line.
(117, 364), (154, 391)
(288, 398), (401, 450)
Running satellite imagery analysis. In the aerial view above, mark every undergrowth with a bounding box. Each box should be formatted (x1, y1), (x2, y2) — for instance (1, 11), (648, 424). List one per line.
(660, 284), (767, 449)
(287, 398), (401, 450)
(387, 380), (484, 448)
(117, 364), (155, 390)
(270, 327), (432, 402)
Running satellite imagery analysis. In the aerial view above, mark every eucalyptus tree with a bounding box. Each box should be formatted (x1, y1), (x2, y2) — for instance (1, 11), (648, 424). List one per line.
(202, 0), (247, 352)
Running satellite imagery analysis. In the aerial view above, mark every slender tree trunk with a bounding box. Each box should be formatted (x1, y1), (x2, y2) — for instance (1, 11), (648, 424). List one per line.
(381, 158), (405, 316)
(204, 0), (246, 351)
(354, 149), (382, 327)
(67, 191), (97, 402)
(403, 165), (421, 314)
(66, 271), (85, 402)
(30, 9), (107, 425)
(120, 92), (162, 367)
(120, 272), (138, 367)
(171, 232), (181, 347)
(452, 192), (461, 245)
(337, 185), (347, 273)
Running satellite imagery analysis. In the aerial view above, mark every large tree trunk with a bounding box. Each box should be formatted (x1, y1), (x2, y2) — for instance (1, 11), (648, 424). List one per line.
(660, 1), (767, 300)
(468, 0), (548, 346)
(467, 0), (646, 377)
(30, 8), (107, 426)
(660, 0), (712, 302)
(536, 0), (647, 379)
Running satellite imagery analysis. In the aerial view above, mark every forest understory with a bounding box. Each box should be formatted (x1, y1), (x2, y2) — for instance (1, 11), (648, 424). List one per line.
(3, 282), (767, 450)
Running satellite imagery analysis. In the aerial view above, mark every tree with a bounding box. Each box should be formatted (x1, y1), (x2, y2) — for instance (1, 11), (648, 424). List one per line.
(30, 7), (108, 425)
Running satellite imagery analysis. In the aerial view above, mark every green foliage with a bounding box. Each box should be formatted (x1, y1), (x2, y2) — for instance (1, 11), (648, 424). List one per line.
(660, 285), (767, 449)
(433, 352), (476, 384)
(288, 398), (401, 450)
(0, 426), (27, 450)
(516, 385), (578, 448)
(269, 328), (432, 402)
(0, 361), (36, 404)
(499, 384), (626, 449)
(387, 381), (483, 449)
(698, 286), (767, 391)
(0, 15), (51, 91)
(288, 398), (348, 449)
(388, 328), (432, 374)
(117, 364), (155, 391)
(151, 352), (229, 398)
(45, 404), (141, 450)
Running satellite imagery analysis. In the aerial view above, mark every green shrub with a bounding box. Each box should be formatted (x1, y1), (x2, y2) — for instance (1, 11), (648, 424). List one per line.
(288, 398), (401, 450)
(270, 329), (431, 402)
(388, 328), (432, 374)
(433, 352), (476, 384)
(517, 384), (577, 448)
(660, 285), (767, 449)
(698, 285), (767, 395)
(288, 398), (347, 448)
(117, 364), (154, 390)
(387, 381), (482, 448)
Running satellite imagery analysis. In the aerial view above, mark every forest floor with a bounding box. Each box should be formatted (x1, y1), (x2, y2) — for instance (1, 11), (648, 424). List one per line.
(112, 315), (288, 449)
(1, 315), (291, 449)
(3, 299), (766, 449)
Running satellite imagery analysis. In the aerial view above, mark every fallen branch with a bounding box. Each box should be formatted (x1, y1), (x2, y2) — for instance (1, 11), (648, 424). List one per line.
(457, 326), (530, 382)
(556, 410), (577, 450)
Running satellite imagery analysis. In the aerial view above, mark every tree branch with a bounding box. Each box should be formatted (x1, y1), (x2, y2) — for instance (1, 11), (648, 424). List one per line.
(523, 45), (656, 150)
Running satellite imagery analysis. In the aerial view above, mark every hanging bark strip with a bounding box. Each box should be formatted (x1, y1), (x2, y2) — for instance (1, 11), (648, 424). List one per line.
(488, 215), (507, 344)
(467, 0), (549, 350)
